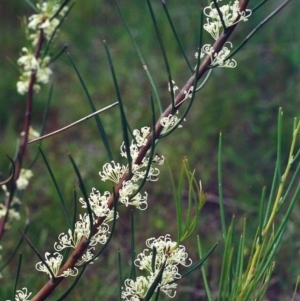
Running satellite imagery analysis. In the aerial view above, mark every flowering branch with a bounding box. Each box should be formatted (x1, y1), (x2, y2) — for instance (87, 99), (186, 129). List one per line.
(28, 0), (252, 300)
(0, 1), (69, 239)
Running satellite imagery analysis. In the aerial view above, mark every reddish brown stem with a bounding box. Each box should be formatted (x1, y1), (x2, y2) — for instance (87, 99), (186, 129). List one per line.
(0, 30), (44, 239)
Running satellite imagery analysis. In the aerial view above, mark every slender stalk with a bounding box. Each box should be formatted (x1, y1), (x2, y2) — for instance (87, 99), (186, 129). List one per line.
(0, 29), (44, 239)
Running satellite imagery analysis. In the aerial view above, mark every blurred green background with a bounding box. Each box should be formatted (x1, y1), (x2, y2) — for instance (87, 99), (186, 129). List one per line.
(1, 0), (300, 300)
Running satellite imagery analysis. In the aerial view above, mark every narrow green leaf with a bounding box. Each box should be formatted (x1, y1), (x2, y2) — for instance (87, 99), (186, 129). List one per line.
(234, 218), (246, 296)
(263, 164), (278, 227)
(212, 0), (227, 31)
(67, 153), (93, 242)
(113, 0), (162, 113)
(291, 276), (300, 301)
(166, 157), (182, 243)
(43, 3), (74, 60)
(161, 0), (193, 73)
(72, 188), (77, 233)
(276, 108), (283, 182)
(258, 187), (266, 243)
(66, 50), (113, 161)
(38, 146), (71, 229)
(218, 133), (226, 238)
(151, 247), (157, 274)
(144, 260), (166, 301)
(218, 220), (234, 301)
(251, 0), (268, 12)
(228, 0), (292, 60)
(0, 224), (29, 272)
(197, 236), (214, 301)
(13, 254), (22, 301)
(20, 230), (55, 280)
(23, 0), (38, 11)
(50, 45), (68, 64)
(181, 241), (218, 278)
(279, 163), (300, 210)
(102, 40), (131, 172)
(146, 0), (175, 108)
(153, 288), (161, 301)
(49, 0), (71, 21)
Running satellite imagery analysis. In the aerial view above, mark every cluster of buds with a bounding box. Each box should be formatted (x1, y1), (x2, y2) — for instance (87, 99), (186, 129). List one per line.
(16, 2), (68, 95)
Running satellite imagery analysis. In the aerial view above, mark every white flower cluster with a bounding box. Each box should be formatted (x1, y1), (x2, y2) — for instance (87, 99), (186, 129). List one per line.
(204, 0), (252, 40)
(36, 252), (78, 278)
(195, 0), (252, 68)
(16, 2), (68, 95)
(17, 48), (52, 95)
(100, 126), (165, 210)
(36, 126), (163, 278)
(36, 187), (116, 277)
(121, 235), (192, 300)
(28, 2), (68, 46)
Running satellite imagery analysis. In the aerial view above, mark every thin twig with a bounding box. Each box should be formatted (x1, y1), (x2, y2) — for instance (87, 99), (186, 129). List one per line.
(28, 102), (119, 144)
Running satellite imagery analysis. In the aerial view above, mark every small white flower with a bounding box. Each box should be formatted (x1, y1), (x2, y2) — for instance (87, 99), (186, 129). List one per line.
(133, 127), (151, 147)
(60, 267), (79, 277)
(79, 188), (111, 218)
(128, 192), (148, 210)
(131, 157), (160, 182)
(122, 276), (149, 301)
(74, 214), (91, 242)
(152, 154), (165, 165)
(160, 113), (181, 133)
(16, 169), (33, 190)
(15, 287), (32, 301)
(16, 72), (41, 95)
(17, 48), (39, 71)
(36, 64), (52, 84)
(99, 161), (126, 183)
(54, 229), (80, 251)
(201, 42), (237, 68)
(119, 180), (138, 206)
(35, 252), (63, 278)
(76, 247), (98, 265)
(90, 223), (110, 246)
(35, 252), (78, 279)
(28, 3), (68, 46)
